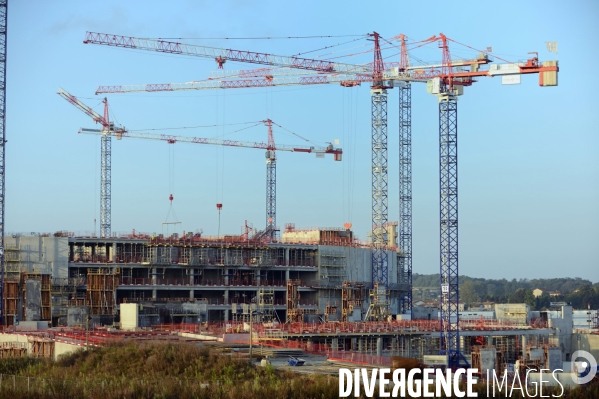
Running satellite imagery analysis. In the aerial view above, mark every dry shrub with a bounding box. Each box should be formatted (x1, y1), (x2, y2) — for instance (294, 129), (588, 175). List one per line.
(391, 356), (425, 379)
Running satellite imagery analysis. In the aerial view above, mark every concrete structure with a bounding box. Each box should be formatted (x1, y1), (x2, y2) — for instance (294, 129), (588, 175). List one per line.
(571, 332), (599, 363)
(120, 303), (139, 331)
(495, 303), (530, 325)
(4, 228), (411, 325)
(4, 235), (69, 278)
(548, 306), (573, 361)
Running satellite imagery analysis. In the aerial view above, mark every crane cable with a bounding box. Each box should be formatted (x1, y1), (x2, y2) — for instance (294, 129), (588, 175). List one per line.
(164, 143), (179, 226)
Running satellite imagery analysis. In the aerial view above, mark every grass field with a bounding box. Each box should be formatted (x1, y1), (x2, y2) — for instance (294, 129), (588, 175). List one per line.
(0, 341), (596, 398)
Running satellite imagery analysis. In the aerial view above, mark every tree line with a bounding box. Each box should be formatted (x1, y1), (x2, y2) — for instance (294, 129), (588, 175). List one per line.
(412, 274), (599, 310)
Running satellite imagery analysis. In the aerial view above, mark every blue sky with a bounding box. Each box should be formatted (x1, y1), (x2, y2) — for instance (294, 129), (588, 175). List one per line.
(6, 1), (598, 281)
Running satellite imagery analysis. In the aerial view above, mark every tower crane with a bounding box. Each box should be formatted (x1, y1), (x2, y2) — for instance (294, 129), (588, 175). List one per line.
(57, 88), (126, 238)
(84, 32), (559, 347)
(85, 31), (493, 319)
(0, 0), (8, 326)
(77, 120), (342, 238)
(83, 32), (407, 299)
(424, 33), (558, 368)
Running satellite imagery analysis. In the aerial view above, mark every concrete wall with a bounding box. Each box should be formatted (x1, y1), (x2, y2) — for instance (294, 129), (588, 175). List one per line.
(549, 305), (573, 361)
(25, 279), (41, 321)
(4, 236), (69, 277)
(320, 245), (400, 285)
(54, 341), (83, 360)
(495, 303), (530, 325)
(282, 230), (320, 244)
(412, 306), (439, 320)
(547, 347), (562, 370)
(571, 333), (599, 363)
(120, 303), (139, 331)
(479, 348), (496, 374)
(67, 306), (89, 327)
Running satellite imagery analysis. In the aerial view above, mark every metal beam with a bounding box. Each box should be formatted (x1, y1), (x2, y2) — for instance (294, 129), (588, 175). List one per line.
(371, 89), (388, 288)
(438, 93), (462, 367)
(399, 82), (412, 314)
(100, 133), (111, 238)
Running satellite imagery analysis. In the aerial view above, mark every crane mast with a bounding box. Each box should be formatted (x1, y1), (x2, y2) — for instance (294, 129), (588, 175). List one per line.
(265, 119), (276, 237)
(431, 33), (558, 368)
(398, 34), (413, 315)
(0, 0), (7, 326)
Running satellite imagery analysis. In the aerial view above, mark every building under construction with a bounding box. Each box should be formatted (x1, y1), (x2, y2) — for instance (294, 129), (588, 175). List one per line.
(2, 229), (593, 376)
(3, 222), (409, 326)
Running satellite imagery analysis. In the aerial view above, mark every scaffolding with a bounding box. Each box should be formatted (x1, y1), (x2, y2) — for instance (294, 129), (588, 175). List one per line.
(51, 278), (78, 324)
(320, 249), (346, 287)
(289, 248), (317, 267)
(492, 335), (519, 365)
(323, 303), (337, 322)
(144, 244), (275, 267)
(257, 288), (279, 323)
(286, 279), (303, 323)
(4, 244), (21, 279)
(364, 282), (390, 321)
(115, 242), (143, 263)
(142, 246), (178, 265)
(341, 281), (364, 322)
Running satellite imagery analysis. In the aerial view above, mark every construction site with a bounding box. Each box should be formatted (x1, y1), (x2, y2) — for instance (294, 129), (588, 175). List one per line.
(2, 1), (598, 388)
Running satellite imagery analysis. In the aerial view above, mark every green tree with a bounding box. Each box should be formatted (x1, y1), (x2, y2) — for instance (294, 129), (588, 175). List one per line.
(509, 288), (526, 303)
(524, 289), (536, 309)
(461, 280), (479, 305)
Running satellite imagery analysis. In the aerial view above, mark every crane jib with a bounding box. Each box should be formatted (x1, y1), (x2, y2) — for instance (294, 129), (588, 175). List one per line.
(84, 31), (371, 74)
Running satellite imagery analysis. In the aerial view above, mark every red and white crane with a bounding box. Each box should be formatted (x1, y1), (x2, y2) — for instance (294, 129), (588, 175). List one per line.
(78, 119), (342, 238)
(83, 31), (558, 327)
(57, 88), (126, 238)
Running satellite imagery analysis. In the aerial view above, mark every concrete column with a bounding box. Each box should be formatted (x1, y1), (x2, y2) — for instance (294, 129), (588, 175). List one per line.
(224, 289), (229, 305)
(332, 338), (339, 353)
(407, 336), (412, 358)
(190, 268), (195, 286)
(285, 269), (290, 281)
(189, 289), (194, 299)
(151, 267), (158, 299)
(112, 242), (117, 263)
(224, 269), (229, 286)
(358, 338), (364, 353)
(285, 248), (290, 266)
(377, 337), (383, 357)
(522, 336), (527, 358)
(255, 270), (260, 286)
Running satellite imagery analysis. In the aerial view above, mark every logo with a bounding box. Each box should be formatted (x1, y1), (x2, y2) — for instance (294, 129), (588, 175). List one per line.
(571, 350), (597, 385)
